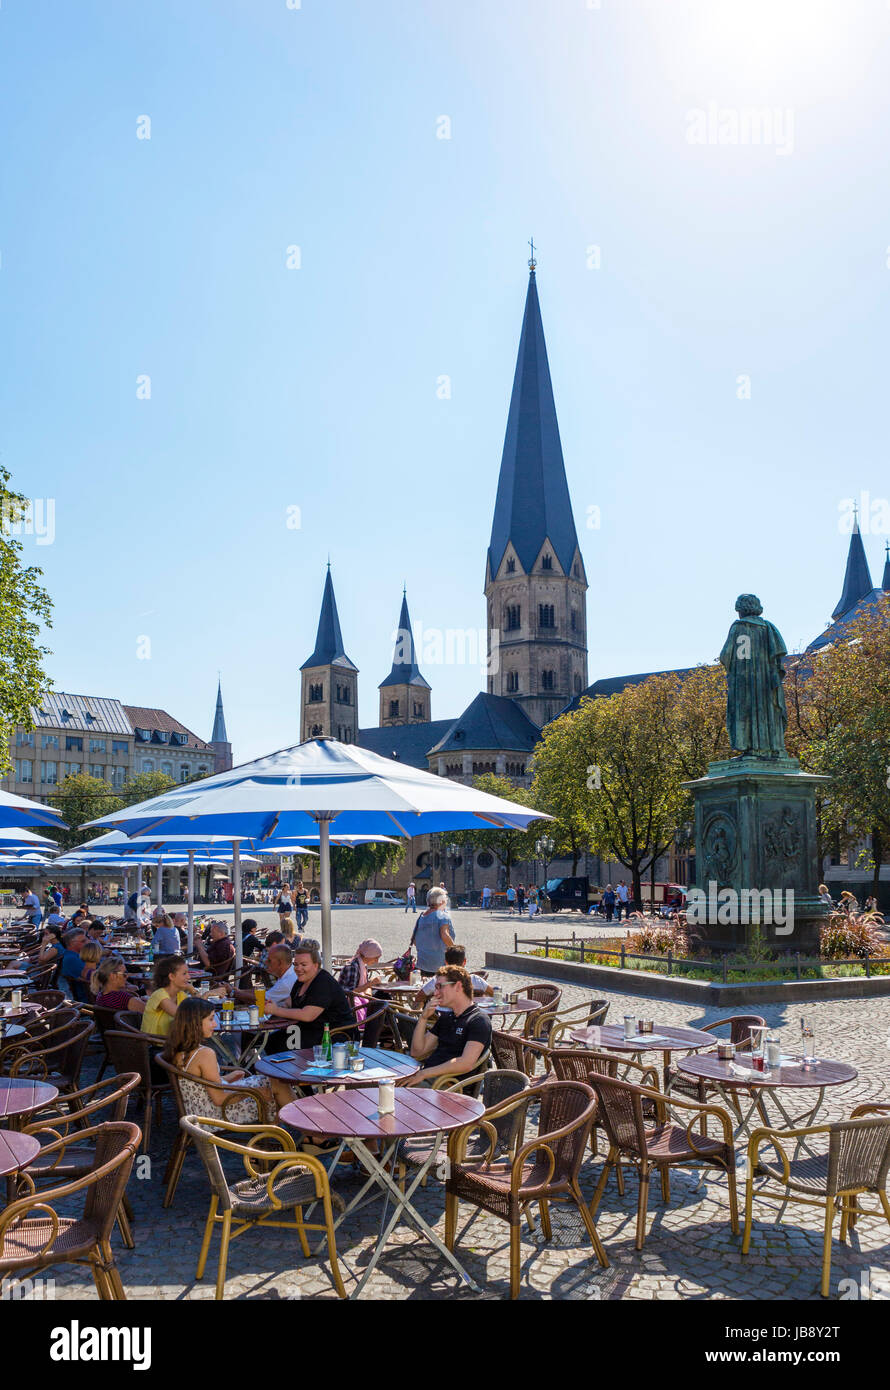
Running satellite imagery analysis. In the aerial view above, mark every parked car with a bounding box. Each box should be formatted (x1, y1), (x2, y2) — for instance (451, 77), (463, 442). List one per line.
(363, 889), (407, 906)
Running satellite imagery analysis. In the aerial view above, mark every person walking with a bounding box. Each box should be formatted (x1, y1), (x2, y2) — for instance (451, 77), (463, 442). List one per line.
(602, 884), (616, 923)
(516, 884), (526, 915)
(406, 880), (417, 913)
(413, 887), (455, 977)
(505, 884), (516, 915)
(294, 881), (309, 930)
(616, 881), (629, 921)
(481, 884), (491, 911)
(527, 884), (538, 918)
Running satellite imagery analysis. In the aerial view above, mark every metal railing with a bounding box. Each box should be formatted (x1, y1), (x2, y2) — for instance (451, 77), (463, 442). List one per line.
(512, 932), (886, 981)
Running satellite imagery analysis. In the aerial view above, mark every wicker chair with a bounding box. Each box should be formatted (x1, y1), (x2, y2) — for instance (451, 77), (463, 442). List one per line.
(399, 1068), (530, 1184)
(510, 984), (562, 1038)
(23, 989), (67, 1015)
(154, 1053), (276, 1208)
(587, 1072), (738, 1249)
(0, 1121), (141, 1299)
(24, 964), (58, 991)
(79, 1003), (122, 1082)
(104, 1029), (172, 1152)
(490, 1028), (538, 1077)
(114, 1010), (152, 1036)
(742, 1112), (890, 1296)
(180, 1115), (346, 1299)
(18, 1073), (141, 1246)
(667, 1014), (766, 1105)
(543, 1000), (611, 1047)
(0, 1017), (93, 1098)
(549, 1047), (660, 1178)
(445, 1078), (608, 1298)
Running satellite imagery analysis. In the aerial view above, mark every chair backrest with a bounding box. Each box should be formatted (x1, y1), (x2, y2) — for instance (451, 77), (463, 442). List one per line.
(386, 1009), (418, 1052)
(51, 1020), (93, 1086)
(105, 1029), (160, 1087)
(114, 1010), (150, 1035)
(550, 1047), (619, 1085)
(585, 1072), (649, 1157)
(521, 984), (562, 1010)
(585, 1000), (610, 1027)
(829, 1117), (890, 1195)
(24, 989), (67, 1012)
(24, 1072), (141, 1132)
(533, 1080), (597, 1185)
(179, 1114), (236, 1211)
(80, 1121), (142, 1239)
(491, 1029), (530, 1073)
(480, 1068), (531, 1153)
(703, 1014), (766, 1048)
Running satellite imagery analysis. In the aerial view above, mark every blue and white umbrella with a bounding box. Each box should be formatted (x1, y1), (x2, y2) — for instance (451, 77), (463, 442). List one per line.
(87, 738), (548, 965)
(0, 790), (66, 832)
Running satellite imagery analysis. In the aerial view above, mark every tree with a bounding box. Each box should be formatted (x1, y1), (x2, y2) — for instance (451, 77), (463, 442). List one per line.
(331, 839), (406, 897)
(671, 663), (732, 779)
(0, 468), (54, 772)
(446, 774), (547, 885)
(119, 771), (177, 806)
(528, 710), (596, 873)
(47, 773), (122, 852)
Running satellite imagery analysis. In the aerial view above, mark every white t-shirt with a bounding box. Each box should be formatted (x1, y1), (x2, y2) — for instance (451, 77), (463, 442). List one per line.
(616, 885), (629, 902)
(266, 965), (297, 1007)
(421, 973), (488, 997)
(24, 892), (40, 912)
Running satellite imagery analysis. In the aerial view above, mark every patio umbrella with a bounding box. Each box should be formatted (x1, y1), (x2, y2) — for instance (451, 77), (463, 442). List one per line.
(0, 827), (60, 849)
(86, 737), (549, 967)
(0, 789), (66, 831)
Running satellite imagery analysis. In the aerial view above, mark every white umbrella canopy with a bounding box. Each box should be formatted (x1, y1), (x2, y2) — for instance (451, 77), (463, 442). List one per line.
(87, 738), (549, 965)
(0, 827), (60, 849)
(0, 789), (66, 831)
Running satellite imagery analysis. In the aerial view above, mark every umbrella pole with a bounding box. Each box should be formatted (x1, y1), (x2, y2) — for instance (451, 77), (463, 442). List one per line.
(317, 815), (333, 969)
(187, 850), (195, 955)
(232, 840), (243, 970)
(154, 861), (163, 914)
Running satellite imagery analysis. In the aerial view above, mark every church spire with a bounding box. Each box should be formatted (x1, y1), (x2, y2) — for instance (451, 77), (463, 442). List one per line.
(832, 511), (874, 620)
(487, 262), (580, 579)
(379, 591), (429, 690)
(209, 678), (232, 773)
(378, 590), (431, 726)
(883, 541), (890, 593)
(300, 566), (357, 671)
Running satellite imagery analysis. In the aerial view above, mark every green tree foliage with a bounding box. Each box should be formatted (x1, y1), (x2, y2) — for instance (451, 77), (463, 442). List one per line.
(445, 773), (547, 883)
(48, 773), (123, 852)
(0, 469), (53, 772)
(331, 839), (406, 894)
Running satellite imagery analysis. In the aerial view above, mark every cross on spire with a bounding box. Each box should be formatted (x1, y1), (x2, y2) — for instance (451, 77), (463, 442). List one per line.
(528, 237), (537, 272)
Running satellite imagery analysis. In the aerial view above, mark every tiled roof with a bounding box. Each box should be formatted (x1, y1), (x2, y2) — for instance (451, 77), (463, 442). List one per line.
(123, 705), (212, 751)
(427, 693), (541, 757)
(29, 693), (132, 736)
(357, 720), (453, 770)
(559, 667), (697, 715)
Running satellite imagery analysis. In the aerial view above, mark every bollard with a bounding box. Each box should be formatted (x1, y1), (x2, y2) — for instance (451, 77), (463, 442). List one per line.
(545, 936), (549, 959)
(620, 944), (625, 969)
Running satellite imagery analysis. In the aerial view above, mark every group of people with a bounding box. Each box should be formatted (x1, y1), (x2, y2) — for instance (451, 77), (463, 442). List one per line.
(595, 882), (631, 922)
(819, 884), (882, 917)
(503, 883), (542, 917)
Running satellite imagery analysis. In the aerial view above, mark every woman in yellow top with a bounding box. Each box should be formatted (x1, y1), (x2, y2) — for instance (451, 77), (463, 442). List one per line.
(142, 954), (214, 1036)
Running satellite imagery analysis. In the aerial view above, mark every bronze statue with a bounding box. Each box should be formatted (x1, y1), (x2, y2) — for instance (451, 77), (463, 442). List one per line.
(719, 594), (788, 757)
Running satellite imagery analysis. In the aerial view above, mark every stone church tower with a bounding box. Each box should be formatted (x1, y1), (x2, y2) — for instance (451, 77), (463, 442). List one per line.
(209, 679), (233, 773)
(300, 566), (358, 742)
(378, 590), (431, 726)
(485, 256), (588, 727)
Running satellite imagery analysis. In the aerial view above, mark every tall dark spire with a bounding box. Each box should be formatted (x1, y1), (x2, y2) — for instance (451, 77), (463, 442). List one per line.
(300, 567), (357, 670)
(883, 541), (890, 593)
(487, 266), (579, 578)
(210, 679), (228, 744)
(379, 591), (430, 690)
(832, 514), (874, 620)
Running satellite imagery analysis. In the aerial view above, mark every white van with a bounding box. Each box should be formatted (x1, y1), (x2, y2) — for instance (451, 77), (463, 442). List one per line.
(363, 889), (406, 906)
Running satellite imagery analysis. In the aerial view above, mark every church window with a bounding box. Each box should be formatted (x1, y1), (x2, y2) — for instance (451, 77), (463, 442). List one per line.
(389, 700), (399, 718)
(573, 562), (580, 578)
(505, 604), (521, 631)
(506, 557), (515, 573)
(335, 684), (351, 705)
(574, 674), (582, 692)
(570, 609), (577, 631)
(542, 554), (552, 570)
(308, 683), (323, 703)
(412, 701), (423, 717)
(541, 669), (554, 690)
(310, 724), (323, 738)
(506, 671), (519, 693)
(477, 851), (494, 868)
(539, 604), (555, 629)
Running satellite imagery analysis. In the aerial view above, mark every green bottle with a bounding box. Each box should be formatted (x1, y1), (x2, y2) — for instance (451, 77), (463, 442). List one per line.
(322, 1023), (332, 1062)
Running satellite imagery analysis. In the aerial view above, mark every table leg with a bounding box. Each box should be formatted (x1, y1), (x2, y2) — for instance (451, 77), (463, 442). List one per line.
(344, 1135), (480, 1299)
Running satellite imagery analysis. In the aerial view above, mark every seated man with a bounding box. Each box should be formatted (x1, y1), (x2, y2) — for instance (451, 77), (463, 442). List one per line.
(232, 942), (295, 1009)
(405, 964), (492, 1087)
(59, 927), (89, 1001)
(412, 943), (492, 1009)
(240, 918), (263, 958)
(196, 920), (235, 979)
(266, 940), (355, 1051)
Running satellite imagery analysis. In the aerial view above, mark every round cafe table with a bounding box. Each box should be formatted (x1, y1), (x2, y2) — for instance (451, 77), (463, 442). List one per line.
(0, 1130), (40, 1178)
(675, 1053), (858, 1142)
(279, 1087), (484, 1299)
(570, 1022), (715, 1089)
(257, 1045), (419, 1087)
(0, 1077), (59, 1128)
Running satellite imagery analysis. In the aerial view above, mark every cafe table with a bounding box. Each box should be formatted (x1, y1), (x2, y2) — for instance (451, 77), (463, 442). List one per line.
(0, 1077), (59, 1129)
(256, 1044), (419, 1088)
(675, 1052), (858, 1144)
(0, 975), (32, 995)
(569, 1022), (715, 1090)
(279, 1086), (484, 1298)
(211, 1009), (279, 1067)
(0, 1129), (40, 1178)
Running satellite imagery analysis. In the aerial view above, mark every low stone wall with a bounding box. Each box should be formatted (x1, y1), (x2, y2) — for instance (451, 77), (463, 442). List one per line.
(485, 950), (890, 1005)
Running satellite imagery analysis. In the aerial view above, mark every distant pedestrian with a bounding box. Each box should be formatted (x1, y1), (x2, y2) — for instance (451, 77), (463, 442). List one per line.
(506, 885), (516, 915)
(481, 884), (491, 911)
(517, 884), (526, 914)
(602, 884), (616, 923)
(406, 881), (417, 913)
(294, 881), (309, 929)
(527, 885), (538, 918)
(616, 881), (629, 921)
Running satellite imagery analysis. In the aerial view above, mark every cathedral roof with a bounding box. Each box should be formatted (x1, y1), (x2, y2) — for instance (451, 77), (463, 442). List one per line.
(378, 592), (430, 690)
(300, 567), (357, 672)
(357, 720), (453, 769)
(560, 667), (697, 716)
(883, 541), (890, 593)
(487, 268), (580, 579)
(832, 519), (874, 621)
(427, 692), (540, 757)
(806, 589), (886, 655)
(210, 679), (228, 744)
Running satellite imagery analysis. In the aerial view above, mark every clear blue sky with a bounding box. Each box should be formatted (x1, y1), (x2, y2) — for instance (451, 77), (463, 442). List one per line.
(3, 0), (889, 762)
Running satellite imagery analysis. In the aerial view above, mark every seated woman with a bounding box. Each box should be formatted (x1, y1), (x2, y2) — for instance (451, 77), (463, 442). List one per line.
(164, 997), (294, 1121)
(75, 941), (103, 1002)
(36, 925), (65, 972)
(92, 955), (146, 1014)
(266, 941), (355, 1050)
(142, 954), (208, 1036)
(338, 939), (385, 1046)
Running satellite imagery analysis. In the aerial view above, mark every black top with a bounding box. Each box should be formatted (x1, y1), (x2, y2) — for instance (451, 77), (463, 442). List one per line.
(288, 969), (355, 1049)
(241, 932), (263, 957)
(426, 1003), (491, 1070)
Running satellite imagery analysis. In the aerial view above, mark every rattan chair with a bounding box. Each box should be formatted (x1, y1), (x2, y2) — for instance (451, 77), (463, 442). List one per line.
(114, 1009), (152, 1036)
(543, 999), (610, 1047)
(667, 1014), (766, 1105)
(549, 1047), (660, 1177)
(507, 984), (562, 1038)
(104, 1029), (172, 1152)
(742, 1112), (890, 1296)
(445, 1078), (608, 1298)
(23, 989), (67, 1015)
(0, 1017), (92, 1098)
(399, 1068), (530, 1184)
(490, 1028), (538, 1077)
(79, 1002), (122, 1082)
(180, 1115), (346, 1299)
(0, 1121), (141, 1299)
(154, 1053), (276, 1208)
(588, 1072), (738, 1249)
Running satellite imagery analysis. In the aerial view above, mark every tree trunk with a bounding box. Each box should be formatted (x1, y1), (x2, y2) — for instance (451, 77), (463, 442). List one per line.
(871, 827), (882, 903)
(650, 856), (657, 912)
(631, 865), (642, 910)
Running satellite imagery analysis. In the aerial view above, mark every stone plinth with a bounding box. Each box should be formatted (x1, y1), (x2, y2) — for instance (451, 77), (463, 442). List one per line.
(683, 755), (829, 951)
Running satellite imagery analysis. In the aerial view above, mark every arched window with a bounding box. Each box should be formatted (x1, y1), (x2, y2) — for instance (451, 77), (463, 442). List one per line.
(538, 603), (555, 629)
(506, 671), (519, 693)
(541, 670), (555, 690)
(541, 554), (552, 570)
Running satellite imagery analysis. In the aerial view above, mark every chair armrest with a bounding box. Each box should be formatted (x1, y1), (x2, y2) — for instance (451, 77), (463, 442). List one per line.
(446, 1089), (532, 1166)
(0, 1200), (60, 1261)
(261, 1151), (330, 1209)
(745, 1123), (833, 1182)
(850, 1102), (890, 1119)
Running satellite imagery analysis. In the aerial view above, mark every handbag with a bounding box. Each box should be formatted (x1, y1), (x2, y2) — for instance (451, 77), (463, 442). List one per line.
(392, 917), (420, 980)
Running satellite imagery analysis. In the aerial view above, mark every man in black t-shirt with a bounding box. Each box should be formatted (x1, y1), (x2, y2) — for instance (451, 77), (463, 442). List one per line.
(406, 964), (492, 1086)
(266, 941), (355, 1050)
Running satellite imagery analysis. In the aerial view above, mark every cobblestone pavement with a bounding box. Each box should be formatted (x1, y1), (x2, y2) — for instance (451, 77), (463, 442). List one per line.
(14, 908), (889, 1301)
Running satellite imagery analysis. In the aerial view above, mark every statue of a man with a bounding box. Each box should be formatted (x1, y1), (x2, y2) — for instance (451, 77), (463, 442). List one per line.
(719, 594), (788, 757)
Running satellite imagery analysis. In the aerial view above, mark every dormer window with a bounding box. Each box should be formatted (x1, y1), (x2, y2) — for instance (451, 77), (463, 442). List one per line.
(135, 728), (151, 743)
(506, 557), (515, 573)
(153, 730), (170, 744)
(541, 554), (552, 571)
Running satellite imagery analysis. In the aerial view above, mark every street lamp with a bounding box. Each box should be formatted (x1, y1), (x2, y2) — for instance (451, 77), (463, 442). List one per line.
(446, 842), (460, 904)
(536, 835), (555, 887)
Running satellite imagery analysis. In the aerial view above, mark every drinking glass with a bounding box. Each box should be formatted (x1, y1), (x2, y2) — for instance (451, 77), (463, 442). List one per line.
(749, 1025), (766, 1072)
(313, 1045), (327, 1066)
(254, 985), (266, 1016)
(801, 1026), (816, 1068)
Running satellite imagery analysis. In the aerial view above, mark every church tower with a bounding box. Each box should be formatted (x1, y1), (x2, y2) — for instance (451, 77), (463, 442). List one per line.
(485, 253), (588, 727)
(209, 679), (233, 773)
(378, 590), (431, 726)
(300, 566), (358, 742)
(832, 510), (874, 620)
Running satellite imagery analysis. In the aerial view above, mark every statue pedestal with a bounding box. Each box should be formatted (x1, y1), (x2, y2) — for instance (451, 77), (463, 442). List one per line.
(683, 756), (829, 952)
